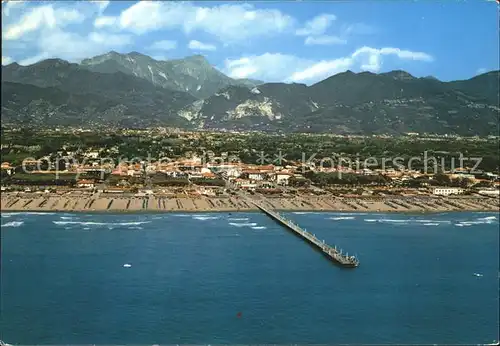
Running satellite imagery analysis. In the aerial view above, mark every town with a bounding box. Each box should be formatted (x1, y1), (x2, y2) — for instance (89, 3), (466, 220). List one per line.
(1, 127), (499, 212)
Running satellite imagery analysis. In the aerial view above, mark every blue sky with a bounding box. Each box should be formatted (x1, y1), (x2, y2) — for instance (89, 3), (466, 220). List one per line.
(1, 0), (498, 84)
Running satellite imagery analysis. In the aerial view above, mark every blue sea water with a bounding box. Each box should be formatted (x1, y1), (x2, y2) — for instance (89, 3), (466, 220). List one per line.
(1, 211), (499, 344)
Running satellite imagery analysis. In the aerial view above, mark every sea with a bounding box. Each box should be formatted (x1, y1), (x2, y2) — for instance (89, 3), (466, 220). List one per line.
(1, 211), (499, 345)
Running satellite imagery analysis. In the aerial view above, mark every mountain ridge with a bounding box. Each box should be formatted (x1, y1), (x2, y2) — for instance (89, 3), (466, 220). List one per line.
(2, 52), (499, 135)
(79, 51), (263, 98)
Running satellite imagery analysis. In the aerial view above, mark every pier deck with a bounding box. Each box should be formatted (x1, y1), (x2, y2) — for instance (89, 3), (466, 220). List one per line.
(254, 202), (359, 268)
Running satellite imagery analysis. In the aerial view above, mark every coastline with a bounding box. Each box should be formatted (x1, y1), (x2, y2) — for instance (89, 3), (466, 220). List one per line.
(1, 193), (498, 214)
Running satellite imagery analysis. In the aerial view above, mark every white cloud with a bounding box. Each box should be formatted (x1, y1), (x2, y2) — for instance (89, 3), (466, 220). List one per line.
(476, 68), (487, 74)
(296, 13), (336, 36)
(3, 5), (85, 40)
(289, 58), (353, 82)
(2, 56), (13, 65)
(149, 40), (177, 51)
(2, 2), (133, 64)
(103, 2), (294, 43)
(188, 40), (216, 51)
(224, 53), (314, 81)
(351, 46), (433, 73)
(305, 35), (346, 46)
(13, 29), (132, 65)
(223, 46), (434, 84)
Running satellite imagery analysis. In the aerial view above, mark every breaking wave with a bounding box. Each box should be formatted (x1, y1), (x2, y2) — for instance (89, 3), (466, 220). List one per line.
(228, 218), (249, 221)
(229, 222), (258, 227)
(456, 216), (498, 226)
(2, 212), (54, 217)
(364, 218), (452, 224)
(53, 221), (151, 226)
(192, 215), (220, 221)
(251, 226), (267, 230)
(329, 216), (355, 221)
(60, 216), (78, 220)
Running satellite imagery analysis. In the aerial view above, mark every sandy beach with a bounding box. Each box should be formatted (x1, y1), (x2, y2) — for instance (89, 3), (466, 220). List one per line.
(1, 192), (498, 213)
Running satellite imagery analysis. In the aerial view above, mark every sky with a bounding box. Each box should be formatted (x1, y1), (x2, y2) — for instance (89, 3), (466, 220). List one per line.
(1, 0), (499, 85)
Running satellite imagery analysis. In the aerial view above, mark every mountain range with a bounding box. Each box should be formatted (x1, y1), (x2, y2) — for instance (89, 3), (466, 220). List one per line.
(2, 51), (499, 135)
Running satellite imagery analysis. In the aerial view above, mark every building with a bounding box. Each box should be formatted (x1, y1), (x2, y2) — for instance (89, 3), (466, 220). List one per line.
(77, 179), (95, 188)
(243, 169), (267, 181)
(275, 172), (293, 185)
(432, 187), (464, 196)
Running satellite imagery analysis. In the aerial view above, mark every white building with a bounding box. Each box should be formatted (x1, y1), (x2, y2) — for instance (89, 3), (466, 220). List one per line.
(432, 187), (464, 196)
(275, 172), (293, 185)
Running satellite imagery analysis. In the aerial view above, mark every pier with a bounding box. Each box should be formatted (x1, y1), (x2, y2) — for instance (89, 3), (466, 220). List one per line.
(254, 202), (359, 268)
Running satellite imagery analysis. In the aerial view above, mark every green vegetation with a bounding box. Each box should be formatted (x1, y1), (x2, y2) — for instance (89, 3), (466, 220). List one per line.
(7, 173), (78, 186)
(1, 129), (499, 174)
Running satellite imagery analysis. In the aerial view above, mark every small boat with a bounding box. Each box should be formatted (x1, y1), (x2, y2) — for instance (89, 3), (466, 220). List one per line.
(123, 263), (132, 268)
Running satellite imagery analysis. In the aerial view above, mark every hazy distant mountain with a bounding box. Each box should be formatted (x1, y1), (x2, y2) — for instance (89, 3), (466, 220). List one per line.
(80, 51), (262, 99)
(1, 53), (498, 135)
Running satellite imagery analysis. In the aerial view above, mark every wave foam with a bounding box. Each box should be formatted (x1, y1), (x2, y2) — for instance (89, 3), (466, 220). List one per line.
(53, 221), (151, 226)
(229, 222), (258, 227)
(2, 221), (24, 228)
(60, 216), (78, 220)
(364, 218), (452, 224)
(228, 218), (249, 221)
(251, 226), (267, 230)
(192, 215), (220, 221)
(2, 212), (55, 217)
(329, 216), (355, 221)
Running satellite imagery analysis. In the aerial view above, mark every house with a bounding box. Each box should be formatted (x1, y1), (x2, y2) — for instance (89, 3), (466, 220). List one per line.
(202, 172), (217, 179)
(1, 162), (14, 175)
(233, 178), (257, 190)
(85, 151), (100, 159)
(275, 172), (293, 185)
(432, 187), (464, 196)
(243, 169), (267, 181)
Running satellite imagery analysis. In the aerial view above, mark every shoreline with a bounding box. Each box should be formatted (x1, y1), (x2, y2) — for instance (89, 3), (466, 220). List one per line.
(1, 193), (498, 214)
(1, 209), (499, 215)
